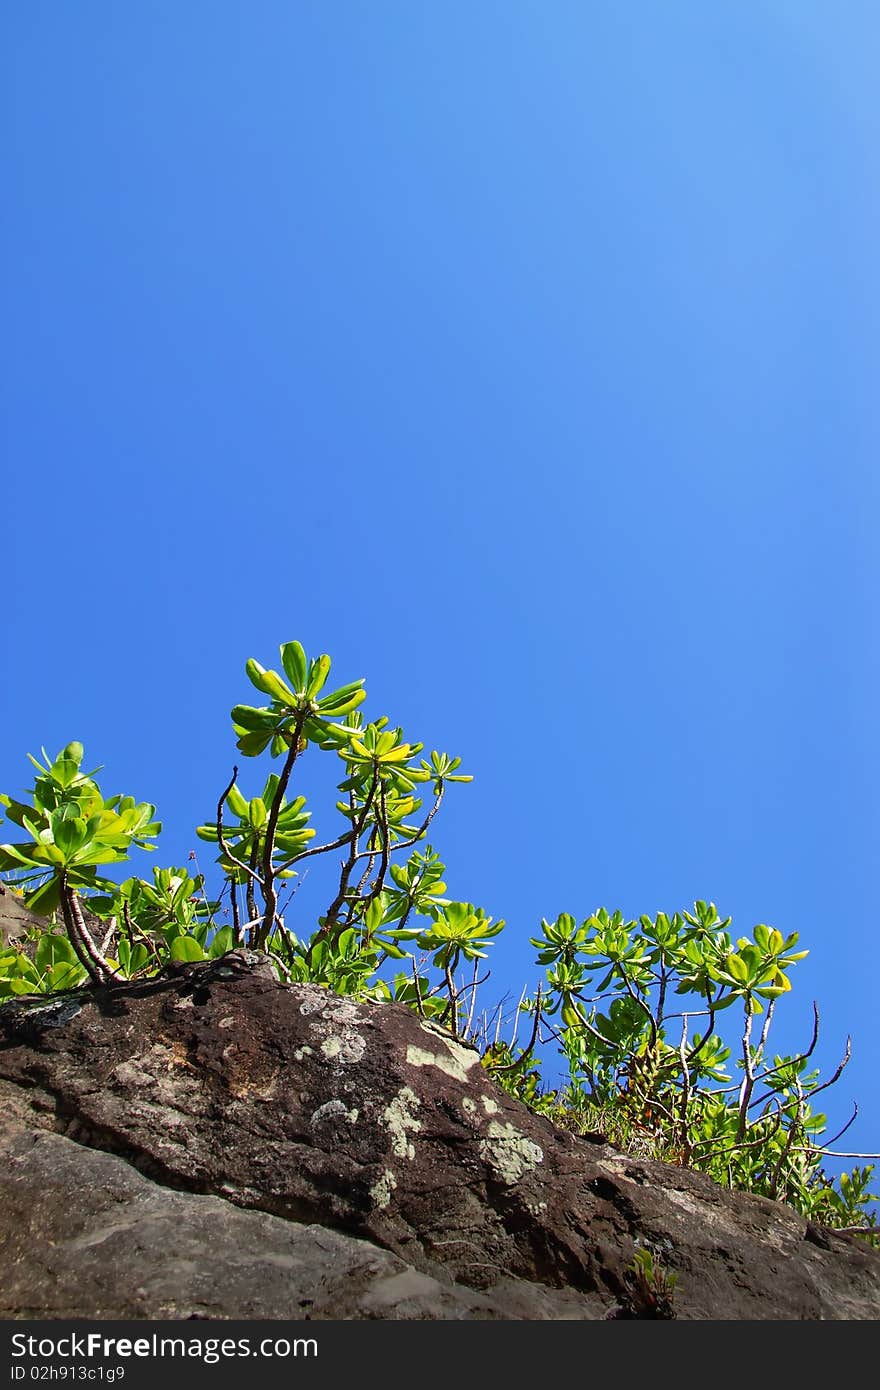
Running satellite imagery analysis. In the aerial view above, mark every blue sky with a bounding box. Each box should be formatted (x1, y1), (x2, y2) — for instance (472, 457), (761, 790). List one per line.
(2, 5), (878, 1172)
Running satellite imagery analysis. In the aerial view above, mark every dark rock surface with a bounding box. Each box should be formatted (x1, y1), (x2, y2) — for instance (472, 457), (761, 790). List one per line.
(1, 951), (878, 1320)
(0, 883), (42, 948)
(0, 1123), (591, 1320)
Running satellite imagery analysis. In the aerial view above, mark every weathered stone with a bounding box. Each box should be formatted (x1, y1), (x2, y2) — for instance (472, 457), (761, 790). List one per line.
(0, 1123), (594, 1319)
(0, 951), (877, 1320)
(0, 883), (42, 948)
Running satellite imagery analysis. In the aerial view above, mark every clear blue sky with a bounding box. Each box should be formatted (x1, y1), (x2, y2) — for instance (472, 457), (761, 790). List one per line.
(2, 5), (878, 1171)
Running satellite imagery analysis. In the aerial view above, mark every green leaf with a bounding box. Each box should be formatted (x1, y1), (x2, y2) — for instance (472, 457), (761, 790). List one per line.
(129, 944), (150, 975)
(209, 926), (235, 958)
(51, 812), (88, 860)
(725, 952), (749, 984)
(306, 654), (332, 698)
(226, 783), (249, 818)
(236, 730), (274, 758)
(47, 960), (85, 990)
(231, 705), (278, 732)
(35, 933), (78, 972)
(246, 661), (296, 705)
(317, 682), (366, 716)
(280, 641), (308, 692)
(170, 936), (207, 963)
(25, 877), (61, 914)
(49, 743), (84, 788)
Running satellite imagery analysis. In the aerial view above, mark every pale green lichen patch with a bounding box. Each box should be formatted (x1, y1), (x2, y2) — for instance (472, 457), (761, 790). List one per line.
(383, 1087), (422, 1160)
(370, 1168), (398, 1209)
(481, 1096), (499, 1115)
(298, 988), (367, 1063)
(316, 1031), (366, 1062)
(462, 1097), (477, 1115)
(478, 1121), (544, 1185)
(407, 1037), (479, 1084)
(293, 1045), (314, 1062)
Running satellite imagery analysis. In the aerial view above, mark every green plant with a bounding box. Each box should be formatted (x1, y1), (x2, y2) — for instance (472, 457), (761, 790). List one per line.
(0, 639), (876, 1244)
(0, 641), (488, 1025)
(0, 743), (160, 984)
(485, 901), (878, 1240)
(624, 1247), (678, 1319)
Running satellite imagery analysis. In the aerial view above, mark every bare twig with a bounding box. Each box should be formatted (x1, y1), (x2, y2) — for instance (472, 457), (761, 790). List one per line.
(443, 959), (459, 1037)
(464, 959), (481, 1038)
(275, 827), (356, 874)
(277, 868), (309, 921)
(309, 771), (379, 956)
(820, 1104), (859, 1151)
(488, 986), (544, 1074)
(258, 714), (307, 949)
(350, 783), (445, 864)
(736, 1004), (756, 1142)
(216, 768), (242, 942)
(789, 1149), (880, 1160)
(411, 957), (426, 1019)
(768, 1072), (805, 1200)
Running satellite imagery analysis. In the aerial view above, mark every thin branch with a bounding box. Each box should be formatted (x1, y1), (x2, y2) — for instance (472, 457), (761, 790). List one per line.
(452, 969), (491, 1003)
(214, 767), (266, 896)
(821, 1103), (859, 1151)
(245, 839), (259, 933)
(276, 867), (309, 921)
(226, 873), (241, 943)
(442, 960), (459, 1037)
(411, 957), (426, 1019)
(736, 1004), (756, 1142)
(354, 842), (378, 898)
(806, 1036), (852, 1099)
(789, 1149), (880, 1160)
(275, 826), (356, 874)
(756, 997), (777, 1056)
(257, 714), (307, 949)
(215, 768), (242, 942)
(684, 992), (718, 1065)
(122, 899), (163, 970)
(746, 1000), (822, 1092)
(361, 787), (391, 923)
(768, 1071), (805, 1200)
(350, 783), (445, 864)
(488, 986), (543, 1073)
(678, 1015), (692, 1161)
(309, 771), (379, 954)
(691, 1104), (784, 1158)
(509, 984), (528, 1050)
(463, 960), (480, 1039)
(99, 915), (117, 955)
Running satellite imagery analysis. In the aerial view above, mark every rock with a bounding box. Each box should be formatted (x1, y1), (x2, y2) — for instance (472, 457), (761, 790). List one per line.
(0, 1123), (590, 1319)
(0, 950), (877, 1320)
(0, 883), (42, 948)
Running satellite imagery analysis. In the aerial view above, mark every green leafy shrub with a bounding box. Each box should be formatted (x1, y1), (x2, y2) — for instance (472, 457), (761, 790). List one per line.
(0, 639), (876, 1243)
(486, 903), (878, 1240)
